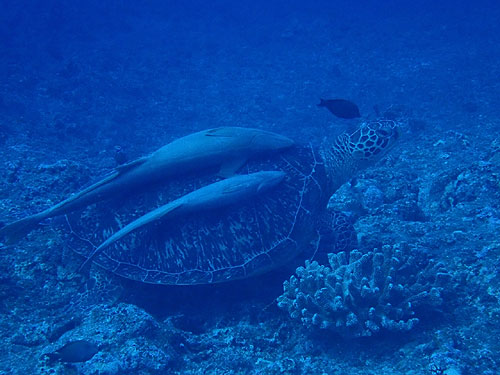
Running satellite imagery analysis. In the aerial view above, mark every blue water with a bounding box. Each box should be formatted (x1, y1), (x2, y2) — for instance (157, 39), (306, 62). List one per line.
(1, 0), (500, 374)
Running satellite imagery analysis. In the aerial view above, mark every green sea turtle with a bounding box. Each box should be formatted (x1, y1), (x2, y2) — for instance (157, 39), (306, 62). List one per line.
(62, 120), (399, 285)
(0, 127), (293, 244)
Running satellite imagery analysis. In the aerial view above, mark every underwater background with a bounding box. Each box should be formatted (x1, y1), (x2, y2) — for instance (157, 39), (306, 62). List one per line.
(1, 0), (500, 374)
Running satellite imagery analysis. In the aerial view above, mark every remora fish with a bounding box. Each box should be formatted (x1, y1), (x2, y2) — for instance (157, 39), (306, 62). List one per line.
(0, 128), (293, 244)
(81, 171), (286, 268)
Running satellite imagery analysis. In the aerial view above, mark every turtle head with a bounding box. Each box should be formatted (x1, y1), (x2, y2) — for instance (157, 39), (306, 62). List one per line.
(321, 119), (400, 194)
(348, 119), (400, 162)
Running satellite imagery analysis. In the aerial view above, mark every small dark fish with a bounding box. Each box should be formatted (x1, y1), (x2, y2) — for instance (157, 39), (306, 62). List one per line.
(318, 98), (361, 119)
(45, 340), (99, 363)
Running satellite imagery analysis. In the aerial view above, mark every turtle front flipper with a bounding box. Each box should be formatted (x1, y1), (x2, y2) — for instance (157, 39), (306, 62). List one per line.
(313, 210), (357, 264)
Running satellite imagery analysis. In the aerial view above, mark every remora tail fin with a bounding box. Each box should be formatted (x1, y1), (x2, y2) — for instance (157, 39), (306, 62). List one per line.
(0, 171), (121, 244)
(0, 213), (45, 245)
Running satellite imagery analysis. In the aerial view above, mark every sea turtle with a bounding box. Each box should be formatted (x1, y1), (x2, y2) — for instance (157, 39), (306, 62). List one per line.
(62, 120), (400, 285)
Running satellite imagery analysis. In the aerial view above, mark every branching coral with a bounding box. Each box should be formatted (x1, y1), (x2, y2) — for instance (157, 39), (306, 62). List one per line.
(278, 244), (452, 338)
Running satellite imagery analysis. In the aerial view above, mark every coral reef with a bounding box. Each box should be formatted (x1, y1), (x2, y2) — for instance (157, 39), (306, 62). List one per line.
(278, 243), (453, 338)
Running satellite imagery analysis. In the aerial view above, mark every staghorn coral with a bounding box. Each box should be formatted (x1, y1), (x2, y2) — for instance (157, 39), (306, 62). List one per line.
(278, 243), (452, 338)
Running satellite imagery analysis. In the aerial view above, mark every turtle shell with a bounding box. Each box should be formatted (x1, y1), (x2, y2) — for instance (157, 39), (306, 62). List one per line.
(61, 144), (329, 285)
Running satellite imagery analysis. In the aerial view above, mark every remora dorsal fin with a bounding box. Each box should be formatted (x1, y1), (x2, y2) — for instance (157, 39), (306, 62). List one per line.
(77, 157), (147, 199)
(48, 157), (148, 214)
(115, 156), (148, 174)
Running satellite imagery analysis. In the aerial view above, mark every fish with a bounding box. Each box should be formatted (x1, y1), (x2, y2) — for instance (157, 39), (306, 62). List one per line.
(317, 98), (361, 119)
(80, 171), (286, 269)
(45, 340), (99, 363)
(0, 127), (294, 244)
